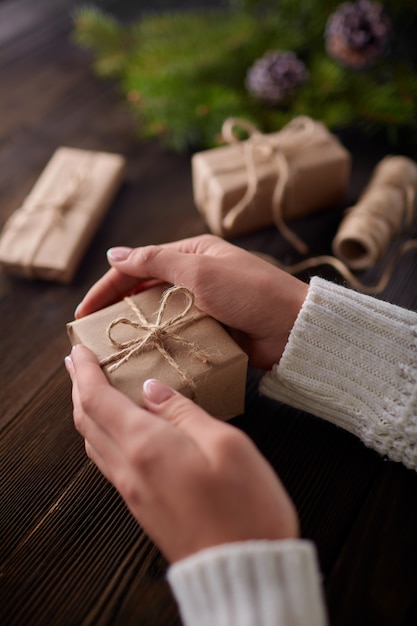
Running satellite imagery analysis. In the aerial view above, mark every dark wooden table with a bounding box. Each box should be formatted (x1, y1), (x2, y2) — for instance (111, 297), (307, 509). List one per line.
(1, 2), (417, 625)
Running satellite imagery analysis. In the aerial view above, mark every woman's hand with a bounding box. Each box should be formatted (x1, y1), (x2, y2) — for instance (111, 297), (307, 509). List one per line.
(65, 345), (299, 564)
(75, 235), (308, 370)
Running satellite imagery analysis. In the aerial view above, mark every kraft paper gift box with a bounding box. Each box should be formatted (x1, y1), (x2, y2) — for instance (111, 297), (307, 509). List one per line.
(192, 116), (351, 251)
(67, 284), (248, 420)
(0, 147), (125, 283)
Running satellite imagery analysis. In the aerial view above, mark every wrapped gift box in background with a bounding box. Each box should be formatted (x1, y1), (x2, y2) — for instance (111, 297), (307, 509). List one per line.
(192, 116), (351, 250)
(0, 147), (125, 283)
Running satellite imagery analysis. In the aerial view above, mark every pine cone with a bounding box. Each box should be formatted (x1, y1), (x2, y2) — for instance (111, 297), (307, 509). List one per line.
(245, 51), (308, 105)
(325, 0), (391, 69)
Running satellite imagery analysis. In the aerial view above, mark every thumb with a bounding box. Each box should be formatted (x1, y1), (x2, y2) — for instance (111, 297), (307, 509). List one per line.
(107, 245), (193, 287)
(142, 379), (220, 439)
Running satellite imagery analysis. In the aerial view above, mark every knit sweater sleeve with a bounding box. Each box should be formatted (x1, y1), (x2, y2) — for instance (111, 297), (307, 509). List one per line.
(260, 276), (417, 470)
(167, 539), (328, 626)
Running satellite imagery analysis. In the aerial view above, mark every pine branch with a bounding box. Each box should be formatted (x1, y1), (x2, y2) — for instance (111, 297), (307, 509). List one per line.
(73, 1), (417, 152)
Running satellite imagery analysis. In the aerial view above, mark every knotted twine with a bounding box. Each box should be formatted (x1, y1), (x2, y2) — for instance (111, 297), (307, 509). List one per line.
(99, 286), (211, 399)
(5, 168), (87, 274)
(261, 156), (417, 295)
(221, 116), (321, 255)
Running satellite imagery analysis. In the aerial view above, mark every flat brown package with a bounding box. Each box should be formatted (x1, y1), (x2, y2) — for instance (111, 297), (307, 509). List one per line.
(67, 284), (248, 420)
(192, 116), (351, 251)
(0, 147), (125, 282)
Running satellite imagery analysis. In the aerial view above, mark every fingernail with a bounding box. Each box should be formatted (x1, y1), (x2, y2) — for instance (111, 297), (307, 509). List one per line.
(143, 379), (175, 404)
(74, 303), (82, 318)
(64, 355), (74, 375)
(107, 246), (132, 262)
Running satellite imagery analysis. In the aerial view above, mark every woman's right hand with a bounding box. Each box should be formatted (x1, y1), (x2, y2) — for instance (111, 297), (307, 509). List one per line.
(75, 235), (308, 370)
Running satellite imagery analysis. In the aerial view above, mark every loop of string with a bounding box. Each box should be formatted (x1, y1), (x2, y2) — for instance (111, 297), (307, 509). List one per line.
(99, 286), (211, 397)
(221, 116), (320, 255)
(265, 239), (417, 296)
(257, 156), (417, 295)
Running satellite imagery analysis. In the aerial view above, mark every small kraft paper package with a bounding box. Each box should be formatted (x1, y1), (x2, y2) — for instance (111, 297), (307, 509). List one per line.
(0, 147), (125, 282)
(67, 284), (249, 420)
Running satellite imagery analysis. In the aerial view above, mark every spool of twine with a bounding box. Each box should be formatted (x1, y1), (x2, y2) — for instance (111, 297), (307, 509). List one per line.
(332, 156), (417, 269)
(255, 155), (417, 295)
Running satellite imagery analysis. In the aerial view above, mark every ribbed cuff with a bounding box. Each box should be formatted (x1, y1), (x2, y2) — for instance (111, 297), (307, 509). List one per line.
(260, 276), (417, 470)
(167, 540), (327, 626)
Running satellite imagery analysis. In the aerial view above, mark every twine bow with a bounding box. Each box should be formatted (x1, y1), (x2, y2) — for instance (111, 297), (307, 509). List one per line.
(100, 286), (211, 397)
(221, 116), (320, 254)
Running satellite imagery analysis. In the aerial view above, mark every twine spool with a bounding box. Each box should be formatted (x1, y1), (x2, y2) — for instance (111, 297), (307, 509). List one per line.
(332, 156), (417, 270)
(256, 155), (417, 295)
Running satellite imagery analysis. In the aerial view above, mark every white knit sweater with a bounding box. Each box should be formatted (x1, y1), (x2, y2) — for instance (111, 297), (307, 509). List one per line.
(261, 276), (417, 470)
(168, 276), (417, 626)
(168, 540), (327, 626)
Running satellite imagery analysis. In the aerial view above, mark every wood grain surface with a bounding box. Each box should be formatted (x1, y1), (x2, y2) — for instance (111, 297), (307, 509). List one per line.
(1, 2), (417, 625)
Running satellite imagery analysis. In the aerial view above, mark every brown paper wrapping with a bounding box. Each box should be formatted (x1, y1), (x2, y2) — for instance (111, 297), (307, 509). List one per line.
(0, 147), (125, 283)
(192, 116), (351, 243)
(67, 285), (248, 420)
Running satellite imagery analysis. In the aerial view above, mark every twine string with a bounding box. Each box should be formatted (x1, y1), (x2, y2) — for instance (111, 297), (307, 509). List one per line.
(221, 116), (319, 254)
(18, 169), (86, 224)
(100, 286), (211, 396)
(254, 239), (417, 296)
(251, 155), (417, 295)
(258, 156), (417, 295)
(10, 169), (87, 272)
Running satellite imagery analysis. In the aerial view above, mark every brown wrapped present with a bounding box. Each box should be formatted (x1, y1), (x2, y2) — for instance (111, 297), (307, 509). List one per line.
(67, 284), (248, 420)
(0, 147), (125, 283)
(192, 116), (351, 253)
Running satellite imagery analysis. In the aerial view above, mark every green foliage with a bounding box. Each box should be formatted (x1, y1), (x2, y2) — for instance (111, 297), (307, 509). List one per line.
(74, 7), (128, 76)
(73, 1), (417, 152)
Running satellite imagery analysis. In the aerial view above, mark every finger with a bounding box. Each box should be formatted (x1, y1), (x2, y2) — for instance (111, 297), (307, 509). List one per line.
(67, 348), (128, 468)
(76, 248), (197, 318)
(75, 235), (228, 318)
(104, 235), (231, 295)
(110, 234), (238, 276)
(84, 437), (122, 488)
(142, 379), (236, 447)
(69, 348), (188, 509)
(156, 234), (225, 255)
(107, 245), (240, 320)
(70, 344), (148, 442)
(75, 243), (198, 318)
(84, 432), (149, 518)
(75, 267), (141, 318)
(109, 245), (201, 286)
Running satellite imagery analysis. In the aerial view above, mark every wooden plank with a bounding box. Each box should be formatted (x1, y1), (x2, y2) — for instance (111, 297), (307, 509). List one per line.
(325, 463), (417, 626)
(0, 461), (179, 625)
(0, 8), (200, 623)
(0, 368), (84, 561)
(240, 375), (383, 574)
